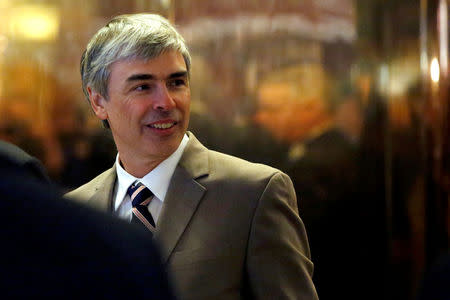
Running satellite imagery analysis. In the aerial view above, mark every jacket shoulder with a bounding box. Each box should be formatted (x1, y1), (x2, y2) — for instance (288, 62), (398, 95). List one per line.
(208, 150), (283, 179)
(65, 168), (115, 201)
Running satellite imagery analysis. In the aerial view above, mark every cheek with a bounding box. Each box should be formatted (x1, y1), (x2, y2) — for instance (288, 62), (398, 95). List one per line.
(178, 94), (191, 111)
(182, 100), (190, 112)
(123, 98), (150, 118)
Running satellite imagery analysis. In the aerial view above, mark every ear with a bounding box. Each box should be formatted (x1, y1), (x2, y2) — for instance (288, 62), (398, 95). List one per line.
(87, 87), (108, 120)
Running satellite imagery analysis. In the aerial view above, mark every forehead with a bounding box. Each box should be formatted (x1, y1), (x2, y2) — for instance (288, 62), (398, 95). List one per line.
(109, 51), (187, 81)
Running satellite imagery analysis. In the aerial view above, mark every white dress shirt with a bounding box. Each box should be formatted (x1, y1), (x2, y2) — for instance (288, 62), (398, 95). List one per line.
(113, 134), (189, 224)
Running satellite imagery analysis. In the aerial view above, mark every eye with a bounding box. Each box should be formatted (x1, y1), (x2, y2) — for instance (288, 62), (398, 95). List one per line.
(168, 78), (187, 88)
(135, 84), (150, 91)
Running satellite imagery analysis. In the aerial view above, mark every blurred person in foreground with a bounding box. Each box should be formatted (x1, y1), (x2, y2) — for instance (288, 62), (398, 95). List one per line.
(418, 254), (450, 300)
(66, 13), (317, 299)
(0, 139), (51, 184)
(0, 140), (175, 299)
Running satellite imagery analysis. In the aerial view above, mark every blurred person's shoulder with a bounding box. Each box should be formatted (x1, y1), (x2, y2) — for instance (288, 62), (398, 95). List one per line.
(0, 140), (50, 183)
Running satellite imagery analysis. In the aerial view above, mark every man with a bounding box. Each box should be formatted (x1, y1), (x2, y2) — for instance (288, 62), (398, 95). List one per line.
(0, 140), (176, 299)
(67, 13), (318, 299)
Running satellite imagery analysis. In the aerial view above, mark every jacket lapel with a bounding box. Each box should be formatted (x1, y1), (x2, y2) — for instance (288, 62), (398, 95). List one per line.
(88, 166), (117, 212)
(155, 133), (209, 263)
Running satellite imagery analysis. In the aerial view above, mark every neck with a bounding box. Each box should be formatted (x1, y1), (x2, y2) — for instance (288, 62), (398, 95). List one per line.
(119, 154), (166, 178)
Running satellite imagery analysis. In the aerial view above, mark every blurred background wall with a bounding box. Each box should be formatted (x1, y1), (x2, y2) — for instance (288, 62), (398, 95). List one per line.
(0, 0), (449, 299)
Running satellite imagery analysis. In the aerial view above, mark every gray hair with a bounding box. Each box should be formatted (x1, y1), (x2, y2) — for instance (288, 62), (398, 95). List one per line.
(81, 13), (191, 103)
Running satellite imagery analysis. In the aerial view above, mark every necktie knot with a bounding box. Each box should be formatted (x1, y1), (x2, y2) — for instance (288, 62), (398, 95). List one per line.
(126, 182), (155, 230)
(127, 182), (153, 207)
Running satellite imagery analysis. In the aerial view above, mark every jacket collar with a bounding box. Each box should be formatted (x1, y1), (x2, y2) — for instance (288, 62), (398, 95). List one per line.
(155, 132), (209, 263)
(87, 165), (117, 212)
(88, 132), (210, 263)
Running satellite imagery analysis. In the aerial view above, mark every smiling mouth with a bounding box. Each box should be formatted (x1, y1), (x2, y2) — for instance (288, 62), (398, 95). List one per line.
(147, 122), (177, 129)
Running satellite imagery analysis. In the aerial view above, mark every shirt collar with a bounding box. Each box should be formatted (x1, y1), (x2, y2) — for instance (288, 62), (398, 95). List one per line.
(114, 134), (189, 210)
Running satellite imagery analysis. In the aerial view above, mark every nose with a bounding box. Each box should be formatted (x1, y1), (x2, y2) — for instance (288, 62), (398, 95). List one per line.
(152, 82), (176, 111)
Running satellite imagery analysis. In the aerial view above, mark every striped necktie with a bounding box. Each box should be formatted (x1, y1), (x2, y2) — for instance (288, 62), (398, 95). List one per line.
(127, 182), (155, 231)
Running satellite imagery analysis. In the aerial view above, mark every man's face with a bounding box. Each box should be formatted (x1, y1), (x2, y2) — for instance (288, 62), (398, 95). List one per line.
(89, 50), (190, 168)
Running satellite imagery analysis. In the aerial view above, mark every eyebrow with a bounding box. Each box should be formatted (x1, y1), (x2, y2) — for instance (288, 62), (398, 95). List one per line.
(126, 71), (188, 82)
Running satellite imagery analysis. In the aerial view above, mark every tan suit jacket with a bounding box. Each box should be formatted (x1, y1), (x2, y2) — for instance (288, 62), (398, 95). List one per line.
(66, 133), (318, 300)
